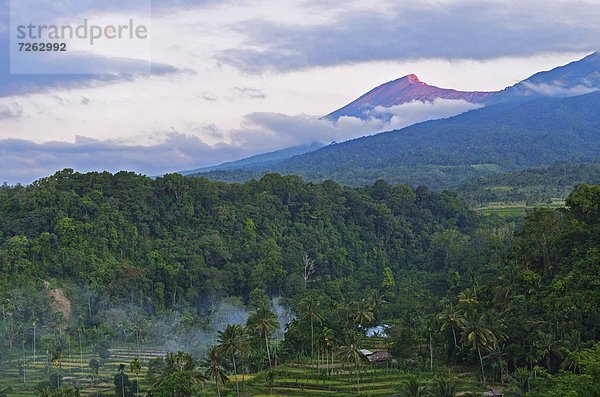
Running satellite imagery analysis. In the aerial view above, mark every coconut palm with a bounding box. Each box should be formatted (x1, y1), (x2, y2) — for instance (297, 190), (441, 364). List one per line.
(217, 324), (244, 397)
(460, 313), (497, 385)
(394, 375), (427, 397)
(152, 351), (206, 397)
(130, 358), (142, 396)
(353, 299), (375, 329)
(427, 376), (457, 397)
(252, 303), (279, 370)
(339, 332), (365, 395)
(439, 305), (464, 348)
(203, 346), (228, 397)
(298, 296), (324, 362)
(322, 327), (334, 375)
(532, 331), (560, 371)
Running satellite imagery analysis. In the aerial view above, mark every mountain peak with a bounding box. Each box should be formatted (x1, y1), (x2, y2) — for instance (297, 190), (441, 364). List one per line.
(326, 74), (494, 120)
(405, 74), (421, 84)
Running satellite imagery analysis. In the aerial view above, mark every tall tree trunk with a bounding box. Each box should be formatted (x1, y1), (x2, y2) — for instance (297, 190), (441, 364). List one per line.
(310, 318), (314, 363)
(429, 332), (433, 370)
(265, 332), (272, 370)
(478, 346), (486, 386)
(355, 356), (360, 395)
(232, 353), (240, 397)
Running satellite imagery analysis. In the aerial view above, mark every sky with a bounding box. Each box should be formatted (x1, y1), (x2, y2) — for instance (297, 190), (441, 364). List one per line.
(0, 0), (598, 184)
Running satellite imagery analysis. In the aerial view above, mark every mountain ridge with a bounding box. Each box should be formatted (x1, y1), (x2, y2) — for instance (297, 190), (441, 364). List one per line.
(326, 74), (495, 120)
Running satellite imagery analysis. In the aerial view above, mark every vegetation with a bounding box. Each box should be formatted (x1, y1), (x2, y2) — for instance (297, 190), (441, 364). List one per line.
(195, 92), (600, 189)
(0, 170), (599, 396)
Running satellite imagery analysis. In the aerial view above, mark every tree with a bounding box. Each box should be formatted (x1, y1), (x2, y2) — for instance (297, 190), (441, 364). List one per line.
(460, 313), (498, 385)
(1, 317), (22, 363)
(339, 332), (364, 395)
(353, 299), (375, 329)
(151, 351), (206, 397)
(301, 254), (316, 288)
(298, 295), (323, 362)
(130, 359), (142, 396)
(248, 303), (279, 370)
(202, 347), (228, 397)
(217, 325), (244, 397)
(395, 375), (427, 397)
(439, 304), (464, 349)
(114, 364), (134, 397)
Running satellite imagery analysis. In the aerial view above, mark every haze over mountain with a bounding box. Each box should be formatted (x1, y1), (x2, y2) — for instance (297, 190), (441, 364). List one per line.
(196, 91), (600, 188)
(187, 52), (600, 182)
(326, 74), (494, 121)
(487, 51), (600, 104)
(180, 142), (323, 175)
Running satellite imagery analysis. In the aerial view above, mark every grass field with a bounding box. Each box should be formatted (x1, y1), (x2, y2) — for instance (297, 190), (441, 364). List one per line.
(476, 199), (566, 218)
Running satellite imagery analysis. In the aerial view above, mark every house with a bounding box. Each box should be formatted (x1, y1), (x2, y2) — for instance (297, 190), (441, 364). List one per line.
(358, 349), (393, 363)
(367, 350), (393, 363)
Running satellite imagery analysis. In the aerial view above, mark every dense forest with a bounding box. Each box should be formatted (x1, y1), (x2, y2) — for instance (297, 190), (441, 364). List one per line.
(0, 170), (599, 396)
(456, 162), (600, 206)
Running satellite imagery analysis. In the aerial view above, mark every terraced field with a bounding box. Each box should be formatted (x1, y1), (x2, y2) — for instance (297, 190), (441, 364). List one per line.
(1, 343), (488, 396)
(246, 363), (485, 396)
(0, 346), (160, 397)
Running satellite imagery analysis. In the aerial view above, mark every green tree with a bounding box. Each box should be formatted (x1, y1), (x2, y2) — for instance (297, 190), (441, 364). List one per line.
(217, 324), (244, 397)
(339, 332), (364, 395)
(202, 347), (228, 397)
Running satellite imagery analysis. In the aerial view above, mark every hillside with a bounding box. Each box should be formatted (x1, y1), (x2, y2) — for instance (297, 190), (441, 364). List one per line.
(180, 142), (323, 175)
(198, 92), (600, 188)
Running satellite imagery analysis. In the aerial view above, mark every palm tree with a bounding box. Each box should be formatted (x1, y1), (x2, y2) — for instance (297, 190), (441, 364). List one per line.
(322, 327), (334, 375)
(203, 346), (228, 397)
(253, 304), (279, 370)
(353, 299), (375, 329)
(460, 313), (497, 385)
(394, 375), (427, 397)
(152, 351), (206, 396)
(532, 331), (560, 371)
(439, 304), (464, 348)
(339, 332), (364, 395)
(560, 329), (583, 371)
(427, 376), (457, 397)
(217, 324), (244, 397)
(298, 296), (324, 362)
(130, 358), (142, 396)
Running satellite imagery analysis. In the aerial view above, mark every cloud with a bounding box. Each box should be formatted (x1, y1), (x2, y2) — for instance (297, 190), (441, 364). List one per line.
(0, 103), (23, 119)
(236, 98), (481, 148)
(521, 82), (600, 98)
(216, 0), (600, 72)
(233, 87), (266, 100)
(0, 97), (482, 184)
(0, 133), (253, 185)
(374, 99), (483, 130)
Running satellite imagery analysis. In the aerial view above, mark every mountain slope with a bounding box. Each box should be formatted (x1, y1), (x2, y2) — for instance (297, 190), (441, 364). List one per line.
(199, 92), (600, 187)
(487, 51), (600, 104)
(181, 142), (323, 175)
(326, 74), (494, 120)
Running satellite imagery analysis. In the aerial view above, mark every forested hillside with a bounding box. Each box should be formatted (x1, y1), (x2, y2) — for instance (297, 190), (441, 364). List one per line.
(1, 171), (599, 396)
(197, 92), (600, 188)
(457, 162), (600, 205)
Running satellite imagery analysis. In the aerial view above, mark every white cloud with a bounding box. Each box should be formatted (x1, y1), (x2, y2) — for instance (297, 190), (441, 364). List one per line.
(0, 0), (597, 183)
(522, 81), (600, 98)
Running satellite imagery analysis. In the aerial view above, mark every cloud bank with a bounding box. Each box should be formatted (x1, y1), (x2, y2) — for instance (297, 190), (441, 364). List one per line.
(217, 1), (600, 72)
(0, 98), (480, 184)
